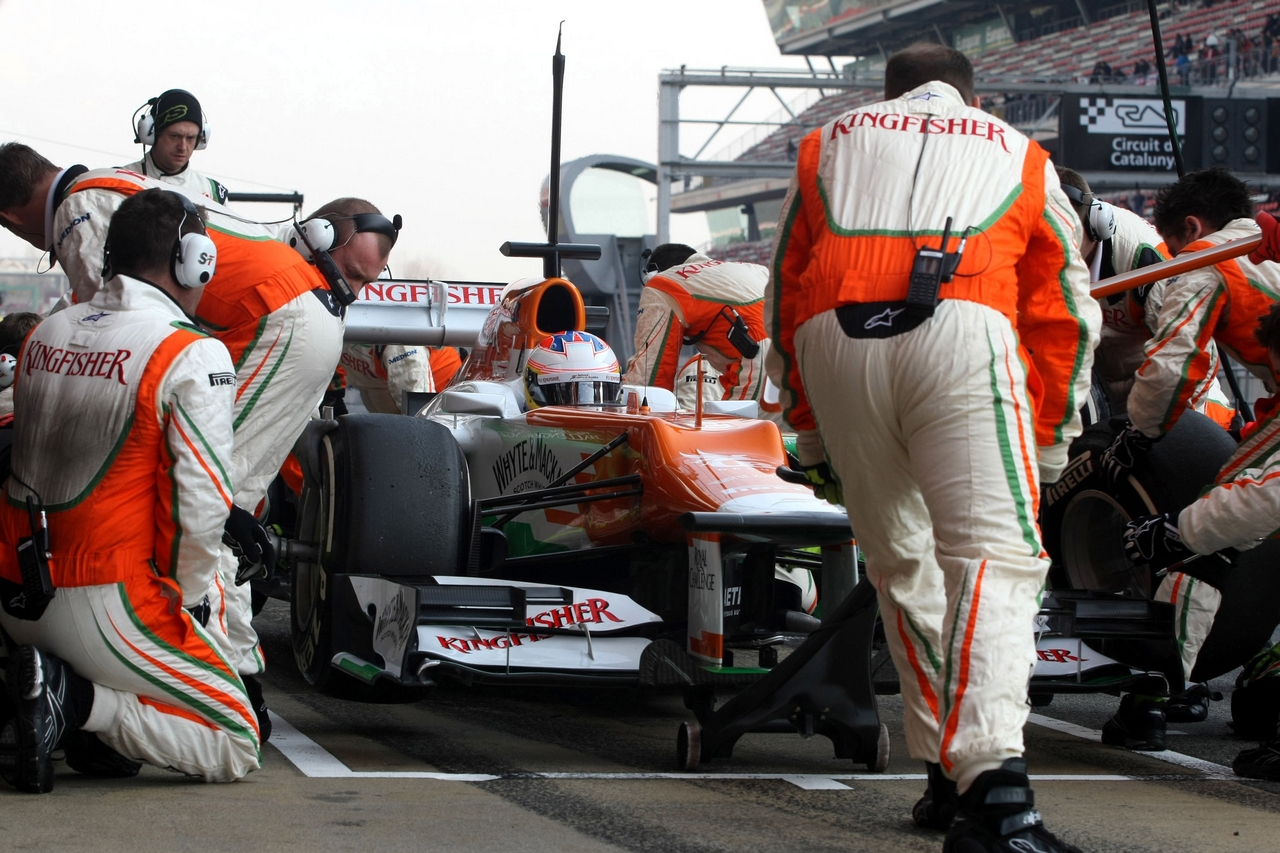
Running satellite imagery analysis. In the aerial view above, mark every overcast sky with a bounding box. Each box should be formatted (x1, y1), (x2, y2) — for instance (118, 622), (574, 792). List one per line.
(0, 0), (821, 280)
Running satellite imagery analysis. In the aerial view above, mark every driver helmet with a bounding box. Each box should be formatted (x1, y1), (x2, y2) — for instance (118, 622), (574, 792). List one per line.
(524, 331), (622, 408)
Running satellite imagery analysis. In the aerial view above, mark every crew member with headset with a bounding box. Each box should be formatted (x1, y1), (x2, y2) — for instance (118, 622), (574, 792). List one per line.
(1056, 167), (1233, 733)
(1114, 170), (1280, 769)
(1056, 167), (1234, 426)
(623, 243), (773, 408)
(767, 43), (1097, 852)
(0, 188), (260, 792)
(125, 89), (228, 205)
(0, 144), (391, 722)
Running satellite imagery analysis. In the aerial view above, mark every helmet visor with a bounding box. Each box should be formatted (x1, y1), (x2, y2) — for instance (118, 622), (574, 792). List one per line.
(528, 375), (623, 407)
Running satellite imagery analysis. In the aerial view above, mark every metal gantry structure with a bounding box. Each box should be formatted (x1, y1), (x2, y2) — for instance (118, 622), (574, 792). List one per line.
(655, 67), (1280, 242)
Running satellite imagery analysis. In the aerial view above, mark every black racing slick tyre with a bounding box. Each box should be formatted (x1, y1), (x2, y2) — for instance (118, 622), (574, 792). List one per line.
(1040, 411), (1280, 681)
(291, 414), (470, 689)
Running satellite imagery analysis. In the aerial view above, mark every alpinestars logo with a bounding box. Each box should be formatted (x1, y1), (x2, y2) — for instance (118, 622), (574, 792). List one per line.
(864, 307), (904, 330)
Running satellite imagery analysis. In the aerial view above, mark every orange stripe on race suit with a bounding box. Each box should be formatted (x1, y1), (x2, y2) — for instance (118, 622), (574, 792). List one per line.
(1002, 343), (1039, 519)
(0, 329), (201, 588)
(429, 346), (463, 388)
(940, 559), (987, 773)
(108, 608), (258, 737)
(896, 608), (941, 722)
(173, 416), (232, 509)
(140, 695), (220, 731)
(1168, 571), (1185, 605)
(236, 327), (283, 402)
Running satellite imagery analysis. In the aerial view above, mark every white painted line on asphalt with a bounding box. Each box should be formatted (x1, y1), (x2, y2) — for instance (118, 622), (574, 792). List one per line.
(268, 712), (1237, 786)
(268, 711), (500, 782)
(782, 775), (853, 790)
(1026, 713), (1234, 778)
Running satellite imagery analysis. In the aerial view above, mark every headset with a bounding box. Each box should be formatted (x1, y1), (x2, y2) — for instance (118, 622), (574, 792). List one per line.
(102, 191), (216, 288)
(132, 92), (210, 149)
(281, 212), (402, 262)
(1061, 184), (1117, 244)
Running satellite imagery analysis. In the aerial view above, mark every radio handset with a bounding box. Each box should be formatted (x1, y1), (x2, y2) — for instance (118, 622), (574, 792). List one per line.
(906, 217), (966, 318)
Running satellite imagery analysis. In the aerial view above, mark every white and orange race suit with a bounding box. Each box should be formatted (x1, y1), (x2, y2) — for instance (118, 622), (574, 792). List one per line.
(124, 151), (228, 205)
(1092, 206), (1235, 426)
(340, 343), (434, 414)
(766, 81), (1098, 791)
(53, 167), (345, 675)
(1128, 218), (1280, 439)
(0, 276), (260, 781)
(624, 255), (770, 403)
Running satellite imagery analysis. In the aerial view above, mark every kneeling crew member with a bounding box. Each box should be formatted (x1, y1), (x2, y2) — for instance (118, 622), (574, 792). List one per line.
(1124, 302), (1280, 779)
(0, 189), (260, 792)
(624, 243), (770, 404)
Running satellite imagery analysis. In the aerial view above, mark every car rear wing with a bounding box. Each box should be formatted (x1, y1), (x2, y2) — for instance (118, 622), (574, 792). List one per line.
(343, 278), (608, 346)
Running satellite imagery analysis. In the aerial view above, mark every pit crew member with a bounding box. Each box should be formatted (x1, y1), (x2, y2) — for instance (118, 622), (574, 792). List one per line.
(0, 189), (259, 792)
(1101, 171), (1280, 708)
(524, 331), (621, 409)
(339, 343), (434, 413)
(766, 43), (1096, 852)
(0, 145), (355, 688)
(1057, 168), (1232, 726)
(624, 243), (770, 405)
(1056, 167), (1233, 425)
(125, 89), (228, 204)
(1123, 301), (1280, 780)
(0, 312), (41, 419)
(1103, 168), (1280, 485)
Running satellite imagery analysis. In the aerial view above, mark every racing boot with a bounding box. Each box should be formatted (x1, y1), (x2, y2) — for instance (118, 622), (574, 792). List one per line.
(1165, 683), (1217, 724)
(944, 758), (1082, 853)
(63, 731), (141, 778)
(913, 761), (959, 831)
(242, 675), (272, 744)
(5, 645), (94, 793)
(1101, 692), (1167, 751)
(1233, 740), (1280, 781)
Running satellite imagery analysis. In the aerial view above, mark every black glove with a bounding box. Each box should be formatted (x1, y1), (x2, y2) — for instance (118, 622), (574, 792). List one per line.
(223, 505), (276, 585)
(1123, 512), (1193, 571)
(1101, 423), (1155, 487)
(186, 595), (211, 628)
(802, 462), (844, 506)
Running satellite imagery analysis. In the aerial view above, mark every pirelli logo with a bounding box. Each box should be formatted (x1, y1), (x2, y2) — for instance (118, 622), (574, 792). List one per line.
(208, 372), (236, 387)
(24, 340), (130, 385)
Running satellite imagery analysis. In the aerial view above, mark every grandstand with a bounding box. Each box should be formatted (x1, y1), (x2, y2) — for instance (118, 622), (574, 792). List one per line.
(692, 0), (1279, 263)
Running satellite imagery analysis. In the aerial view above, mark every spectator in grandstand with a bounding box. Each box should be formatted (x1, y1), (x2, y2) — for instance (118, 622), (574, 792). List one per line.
(1176, 49), (1192, 85)
(767, 42), (1095, 853)
(124, 89), (227, 205)
(1133, 57), (1152, 82)
(623, 243), (773, 409)
(1202, 36), (1221, 84)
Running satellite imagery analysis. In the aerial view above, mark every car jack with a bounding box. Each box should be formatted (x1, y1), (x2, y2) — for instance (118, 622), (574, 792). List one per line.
(664, 578), (887, 772)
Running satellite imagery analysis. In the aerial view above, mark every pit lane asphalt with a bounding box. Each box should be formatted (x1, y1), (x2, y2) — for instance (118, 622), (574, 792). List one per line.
(5, 601), (1279, 853)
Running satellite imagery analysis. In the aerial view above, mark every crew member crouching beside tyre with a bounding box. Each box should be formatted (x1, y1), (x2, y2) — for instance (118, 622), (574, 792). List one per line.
(1125, 302), (1280, 781)
(0, 190), (260, 792)
(1099, 169), (1280, 728)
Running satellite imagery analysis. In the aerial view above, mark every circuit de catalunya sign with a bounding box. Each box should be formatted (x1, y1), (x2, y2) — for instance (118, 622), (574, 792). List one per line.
(1060, 95), (1199, 173)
